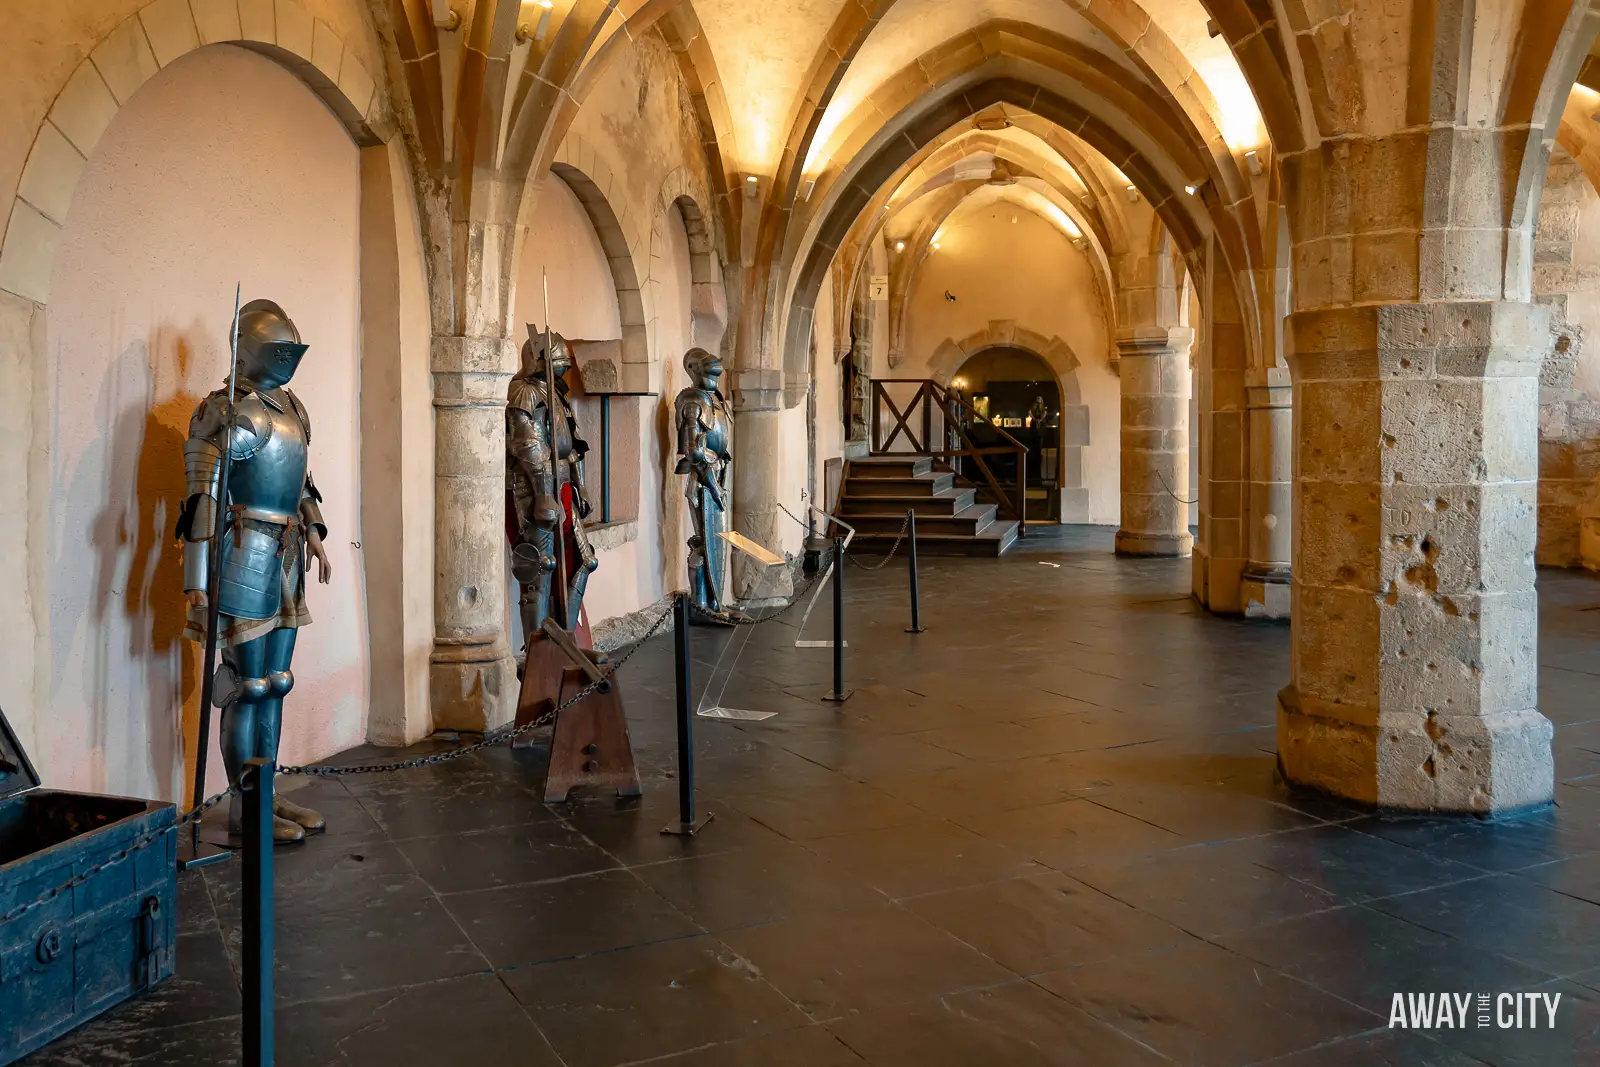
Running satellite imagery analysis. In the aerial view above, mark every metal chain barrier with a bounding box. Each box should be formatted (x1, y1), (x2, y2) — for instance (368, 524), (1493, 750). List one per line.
(844, 512), (911, 571)
(1155, 468), (1199, 505)
(0, 788), (234, 927)
(279, 600), (676, 778)
(730, 571), (823, 625)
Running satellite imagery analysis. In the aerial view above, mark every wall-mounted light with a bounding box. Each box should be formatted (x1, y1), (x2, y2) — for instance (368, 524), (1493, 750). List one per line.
(1206, 18), (1221, 38)
(800, 178), (816, 201)
(515, 0), (554, 42)
(1126, 185), (1140, 203)
(895, 240), (906, 253)
(931, 241), (941, 251)
(1244, 149), (1264, 176)
(1184, 184), (1198, 196)
(744, 175), (760, 198)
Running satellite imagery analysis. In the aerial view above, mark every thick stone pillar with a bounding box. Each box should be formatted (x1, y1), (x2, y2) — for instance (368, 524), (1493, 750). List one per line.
(732, 367), (796, 601)
(430, 335), (517, 732)
(1278, 302), (1553, 813)
(1117, 327), (1194, 557)
(1242, 368), (1292, 618)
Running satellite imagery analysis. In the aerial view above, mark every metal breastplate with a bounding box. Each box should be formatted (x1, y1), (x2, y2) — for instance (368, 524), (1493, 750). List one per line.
(218, 392), (308, 621)
(701, 400), (730, 461)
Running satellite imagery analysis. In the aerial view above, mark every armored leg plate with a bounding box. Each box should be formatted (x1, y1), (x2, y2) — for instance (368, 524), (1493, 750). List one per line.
(542, 667), (642, 804)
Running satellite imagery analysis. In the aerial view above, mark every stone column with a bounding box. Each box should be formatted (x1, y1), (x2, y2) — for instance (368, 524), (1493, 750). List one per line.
(429, 335), (517, 732)
(1278, 301), (1553, 813)
(1116, 327), (1194, 556)
(732, 367), (797, 601)
(1242, 368), (1292, 618)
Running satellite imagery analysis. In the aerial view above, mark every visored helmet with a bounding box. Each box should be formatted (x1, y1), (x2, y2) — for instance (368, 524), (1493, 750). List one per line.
(236, 299), (309, 390)
(683, 347), (723, 388)
(520, 325), (572, 379)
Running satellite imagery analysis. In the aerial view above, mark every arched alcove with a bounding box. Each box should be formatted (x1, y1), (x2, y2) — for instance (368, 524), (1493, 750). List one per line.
(44, 44), (367, 801)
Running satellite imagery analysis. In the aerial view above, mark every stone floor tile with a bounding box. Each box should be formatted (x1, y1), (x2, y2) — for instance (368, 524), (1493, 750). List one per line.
(501, 935), (808, 1067)
(441, 868), (702, 968)
(903, 871), (1196, 977)
(1034, 938), (1381, 1066)
(826, 980), (1172, 1066)
(718, 902), (1015, 1019)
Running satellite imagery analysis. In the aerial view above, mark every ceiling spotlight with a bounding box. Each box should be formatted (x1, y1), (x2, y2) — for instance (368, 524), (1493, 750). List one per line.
(1185, 184), (1198, 195)
(931, 241), (941, 250)
(1126, 185), (1140, 203)
(973, 116), (1012, 132)
(895, 240), (906, 252)
(1206, 18), (1220, 37)
(744, 175), (760, 198)
(800, 178), (816, 201)
(1244, 150), (1264, 176)
(537, 0), (553, 7)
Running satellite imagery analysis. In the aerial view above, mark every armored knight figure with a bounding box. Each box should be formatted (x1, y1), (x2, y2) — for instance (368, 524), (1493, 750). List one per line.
(674, 348), (743, 624)
(507, 327), (599, 640)
(178, 299), (332, 845)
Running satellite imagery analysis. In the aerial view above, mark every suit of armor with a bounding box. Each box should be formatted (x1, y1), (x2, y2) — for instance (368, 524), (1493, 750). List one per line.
(674, 349), (738, 623)
(178, 299), (330, 844)
(507, 330), (598, 641)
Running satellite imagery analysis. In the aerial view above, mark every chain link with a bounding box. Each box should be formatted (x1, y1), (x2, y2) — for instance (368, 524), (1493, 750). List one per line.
(845, 512), (912, 571)
(729, 571), (823, 625)
(278, 600), (676, 778)
(0, 788), (234, 927)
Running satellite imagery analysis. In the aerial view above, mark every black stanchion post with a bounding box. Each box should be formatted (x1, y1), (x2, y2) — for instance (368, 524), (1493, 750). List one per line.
(905, 508), (925, 634)
(663, 593), (713, 836)
(241, 758), (274, 1067)
(822, 537), (853, 702)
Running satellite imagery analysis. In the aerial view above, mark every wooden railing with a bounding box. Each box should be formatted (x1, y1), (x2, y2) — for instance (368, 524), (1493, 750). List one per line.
(870, 378), (1027, 535)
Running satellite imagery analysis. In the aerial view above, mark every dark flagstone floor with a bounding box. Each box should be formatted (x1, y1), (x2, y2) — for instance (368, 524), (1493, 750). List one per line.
(21, 527), (1600, 1066)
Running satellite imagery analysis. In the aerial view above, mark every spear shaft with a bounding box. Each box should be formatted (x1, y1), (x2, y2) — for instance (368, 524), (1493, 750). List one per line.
(542, 271), (570, 628)
(190, 284), (242, 823)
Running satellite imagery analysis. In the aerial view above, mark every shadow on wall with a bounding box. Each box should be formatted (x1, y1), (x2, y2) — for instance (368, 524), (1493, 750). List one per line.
(53, 326), (205, 801)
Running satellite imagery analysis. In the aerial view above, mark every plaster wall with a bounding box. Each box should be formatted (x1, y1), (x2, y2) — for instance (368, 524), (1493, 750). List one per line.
(38, 46), (365, 799)
(903, 203), (1120, 524)
(0, 0), (383, 224)
(1533, 145), (1600, 569)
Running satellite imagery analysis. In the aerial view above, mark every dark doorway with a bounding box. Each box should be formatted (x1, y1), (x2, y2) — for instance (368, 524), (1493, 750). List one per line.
(950, 346), (1062, 521)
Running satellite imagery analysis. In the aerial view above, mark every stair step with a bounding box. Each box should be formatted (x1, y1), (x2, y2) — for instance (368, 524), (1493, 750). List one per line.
(844, 473), (955, 497)
(838, 487), (977, 517)
(849, 520), (1021, 557)
(847, 503), (998, 536)
(850, 456), (934, 478)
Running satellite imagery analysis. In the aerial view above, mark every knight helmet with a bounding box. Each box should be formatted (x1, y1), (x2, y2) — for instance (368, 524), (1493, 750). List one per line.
(236, 299), (309, 390)
(520, 326), (573, 380)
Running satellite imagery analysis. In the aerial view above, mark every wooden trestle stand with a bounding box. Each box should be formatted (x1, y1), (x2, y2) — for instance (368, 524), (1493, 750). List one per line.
(513, 618), (641, 804)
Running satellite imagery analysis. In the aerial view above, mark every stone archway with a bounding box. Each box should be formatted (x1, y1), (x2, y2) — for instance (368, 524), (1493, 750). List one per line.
(547, 136), (653, 393)
(0, 0), (384, 304)
(928, 323), (1091, 523)
(649, 168), (726, 357)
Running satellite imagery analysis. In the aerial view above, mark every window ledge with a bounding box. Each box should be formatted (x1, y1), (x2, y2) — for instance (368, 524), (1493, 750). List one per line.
(586, 520), (638, 553)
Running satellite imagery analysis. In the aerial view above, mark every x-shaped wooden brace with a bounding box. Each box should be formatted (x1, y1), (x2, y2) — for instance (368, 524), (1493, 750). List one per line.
(878, 384), (927, 453)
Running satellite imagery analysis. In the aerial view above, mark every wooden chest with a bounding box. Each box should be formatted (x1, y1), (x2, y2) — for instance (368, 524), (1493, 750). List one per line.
(0, 707), (177, 1065)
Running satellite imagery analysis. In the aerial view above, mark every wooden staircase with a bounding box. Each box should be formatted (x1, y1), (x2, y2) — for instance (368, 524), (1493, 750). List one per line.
(838, 456), (1021, 557)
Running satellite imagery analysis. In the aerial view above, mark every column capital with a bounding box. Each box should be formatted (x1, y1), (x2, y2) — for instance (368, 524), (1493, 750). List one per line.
(733, 367), (784, 412)
(431, 335), (515, 407)
(1115, 326), (1195, 358)
(1285, 300), (1547, 383)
